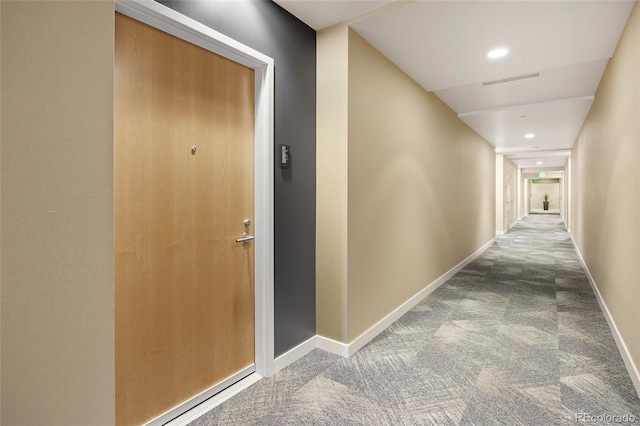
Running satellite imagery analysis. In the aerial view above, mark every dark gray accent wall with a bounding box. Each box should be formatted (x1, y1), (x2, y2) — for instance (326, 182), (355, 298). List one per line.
(157, 0), (316, 357)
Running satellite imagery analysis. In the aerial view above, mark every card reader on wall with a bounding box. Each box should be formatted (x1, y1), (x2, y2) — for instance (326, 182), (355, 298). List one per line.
(280, 145), (290, 169)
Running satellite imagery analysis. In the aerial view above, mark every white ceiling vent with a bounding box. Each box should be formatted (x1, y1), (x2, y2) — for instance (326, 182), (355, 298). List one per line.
(482, 72), (541, 86)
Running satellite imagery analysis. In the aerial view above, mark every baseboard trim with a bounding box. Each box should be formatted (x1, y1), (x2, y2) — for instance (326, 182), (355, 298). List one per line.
(320, 237), (496, 358)
(316, 335), (349, 357)
(569, 233), (640, 399)
(274, 336), (317, 372)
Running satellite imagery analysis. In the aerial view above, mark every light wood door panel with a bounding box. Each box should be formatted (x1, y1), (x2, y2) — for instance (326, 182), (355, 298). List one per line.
(114, 13), (255, 426)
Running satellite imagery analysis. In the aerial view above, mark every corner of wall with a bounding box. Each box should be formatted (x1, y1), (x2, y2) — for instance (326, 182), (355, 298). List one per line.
(316, 24), (349, 343)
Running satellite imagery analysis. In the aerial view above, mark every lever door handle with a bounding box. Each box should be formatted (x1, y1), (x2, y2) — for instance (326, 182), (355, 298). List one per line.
(236, 232), (255, 243)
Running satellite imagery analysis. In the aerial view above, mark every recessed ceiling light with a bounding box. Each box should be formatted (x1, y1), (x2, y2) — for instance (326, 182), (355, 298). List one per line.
(524, 133), (535, 139)
(487, 48), (509, 59)
(537, 161), (543, 165)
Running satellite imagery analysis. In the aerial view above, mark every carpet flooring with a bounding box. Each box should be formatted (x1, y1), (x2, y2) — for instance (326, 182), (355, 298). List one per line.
(191, 215), (640, 425)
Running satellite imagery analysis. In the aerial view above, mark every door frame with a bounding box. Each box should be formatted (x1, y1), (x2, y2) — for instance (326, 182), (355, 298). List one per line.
(114, 0), (275, 417)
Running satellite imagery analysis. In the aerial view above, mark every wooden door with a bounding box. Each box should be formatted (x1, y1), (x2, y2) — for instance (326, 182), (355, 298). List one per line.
(114, 13), (255, 426)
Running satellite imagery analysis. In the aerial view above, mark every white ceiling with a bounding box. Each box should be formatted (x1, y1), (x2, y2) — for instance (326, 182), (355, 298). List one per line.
(274, 0), (635, 171)
(275, 0), (394, 31)
(459, 96), (594, 152)
(506, 150), (571, 169)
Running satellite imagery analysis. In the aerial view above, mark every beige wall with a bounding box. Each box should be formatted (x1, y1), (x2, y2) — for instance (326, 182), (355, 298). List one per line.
(559, 177), (564, 217)
(517, 168), (523, 220)
(504, 157), (517, 230)
(495, 155), (504, 232)
(523, 178), (530, 216)
(531, 181), (560, 210)
(1, 2), (115, 424)
(572, 1), (640, 379)
(496, 155), (517, 233)
(562, 157), (571, 231)
(316, 24), (350, 342)
(317, 28), (495, 343)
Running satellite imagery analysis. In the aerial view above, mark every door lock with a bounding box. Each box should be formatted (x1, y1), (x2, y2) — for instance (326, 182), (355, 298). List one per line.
(236, 219), (254, 243)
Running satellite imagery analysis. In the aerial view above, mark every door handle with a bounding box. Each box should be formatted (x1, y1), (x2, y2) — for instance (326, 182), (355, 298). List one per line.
(236, 232), (255, 243)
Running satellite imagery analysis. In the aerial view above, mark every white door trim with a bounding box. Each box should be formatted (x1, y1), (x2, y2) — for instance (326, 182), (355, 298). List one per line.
(114, 0), (275, 419)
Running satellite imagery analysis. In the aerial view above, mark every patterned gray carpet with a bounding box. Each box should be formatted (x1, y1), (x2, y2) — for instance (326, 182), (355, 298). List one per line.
(191, 215), (640, 425)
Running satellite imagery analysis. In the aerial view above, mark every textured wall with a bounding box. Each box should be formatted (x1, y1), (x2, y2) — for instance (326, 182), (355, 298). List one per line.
(564, 159), (572, 229)
(1, 2), (115, 424)
(346, 30), (496, 339)
(503, 157), (517, 231)
(316, 24), (349, 342)
(495, 155), (517, 233)
(496, 154), (505, 233)
(496, 155), (518, 232)
(571, 2), (640, 380)
(158, 0), (317, 356)
(316, 28), (495, 343)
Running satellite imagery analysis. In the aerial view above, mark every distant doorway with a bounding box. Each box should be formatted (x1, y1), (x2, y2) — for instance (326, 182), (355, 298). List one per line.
(529, 178), (561, 215)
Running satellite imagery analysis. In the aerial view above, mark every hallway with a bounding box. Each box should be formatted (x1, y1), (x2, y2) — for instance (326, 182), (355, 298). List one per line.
(192, 215), (640, 425)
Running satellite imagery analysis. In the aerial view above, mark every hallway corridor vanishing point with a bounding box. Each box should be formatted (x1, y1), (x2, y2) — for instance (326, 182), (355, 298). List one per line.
(192, 215), (640, 425)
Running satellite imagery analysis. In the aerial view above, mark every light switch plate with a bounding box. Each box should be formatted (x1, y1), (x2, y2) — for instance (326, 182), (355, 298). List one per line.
(280, 145), (290, 169)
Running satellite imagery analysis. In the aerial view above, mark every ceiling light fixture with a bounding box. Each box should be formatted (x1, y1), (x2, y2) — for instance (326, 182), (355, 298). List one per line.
(487, 48), (509, 59)
(524, 133), (535, 139)
(537, 161), (543, 165)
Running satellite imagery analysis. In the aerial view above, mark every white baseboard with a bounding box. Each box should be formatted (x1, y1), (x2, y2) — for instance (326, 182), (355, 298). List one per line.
(569, 233), (640, 399)
(274, 336), (317, 372)
(316, 335), (350, 358)
(320, 237), (496, 358)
